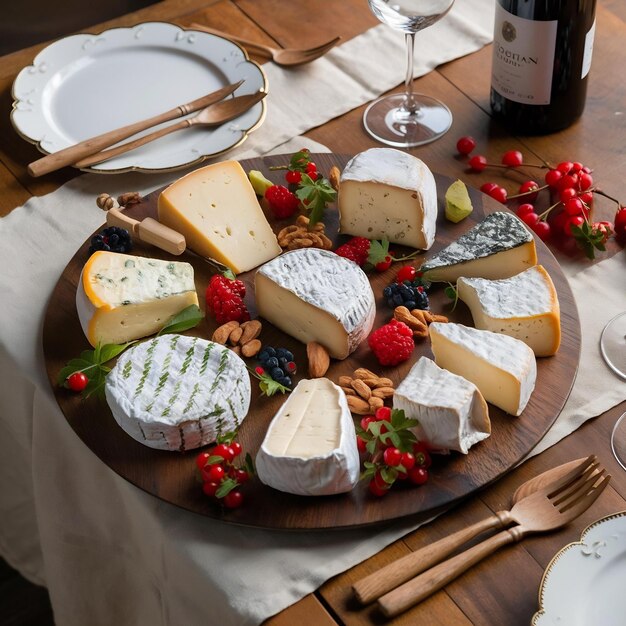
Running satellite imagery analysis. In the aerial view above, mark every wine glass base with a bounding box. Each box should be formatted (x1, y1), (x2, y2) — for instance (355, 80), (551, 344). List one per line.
(600, 311), (626, 380)
(611, 412), (626, 471)
(363, 93), (453, 148)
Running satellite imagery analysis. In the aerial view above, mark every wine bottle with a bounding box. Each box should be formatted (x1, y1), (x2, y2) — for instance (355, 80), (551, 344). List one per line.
(490, 0), (597, 134)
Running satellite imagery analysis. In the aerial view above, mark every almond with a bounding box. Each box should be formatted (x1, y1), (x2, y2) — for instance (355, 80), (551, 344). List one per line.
(362, 377), (381, 389)
(354, 367), (378, 380)
(338, 375), (354, 387)
(368, 397), (384, 412)
(229, 325), (243, 345)
(372, 386), (395, 399)
(307, 341), (330, 378)
(351, 378), (372, 400)
(340, 385), (357, 396)
(231, 345), (242, 356)
(240, 320), (262, 344)
(374, 378), (394, 388)
(212, 321), (240, 345)
(329, 165), (341, 191)
(346, 395), (370, 415)
(241, 339), (262, 358)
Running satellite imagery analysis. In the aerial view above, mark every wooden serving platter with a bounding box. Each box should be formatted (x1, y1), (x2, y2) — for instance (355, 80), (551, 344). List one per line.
(42, 153), (581, 530)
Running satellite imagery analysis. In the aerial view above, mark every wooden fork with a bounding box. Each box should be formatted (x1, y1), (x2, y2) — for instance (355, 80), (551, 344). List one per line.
(377, 462), (611, 618)
(190, 23), (341, 67)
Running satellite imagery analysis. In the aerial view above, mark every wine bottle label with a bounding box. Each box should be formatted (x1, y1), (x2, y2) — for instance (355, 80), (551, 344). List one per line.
(491, 4), (558, 106)
(581, 19), (596, 79)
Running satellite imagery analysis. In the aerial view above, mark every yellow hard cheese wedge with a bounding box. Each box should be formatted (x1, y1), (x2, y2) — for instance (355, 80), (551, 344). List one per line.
(158, 160), (281, 273)
(76, 251), (198, 347)
(445, 179), (473, 223)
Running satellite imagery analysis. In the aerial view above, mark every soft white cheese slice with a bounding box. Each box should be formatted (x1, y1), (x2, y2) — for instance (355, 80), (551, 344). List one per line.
(254, 248), (376, 359)
(76, 251), (199, 347)
(420, 212), (537, 281)
(338, 148), (437, 250)
(255, 378), (360, 496)
(457, 265), (561, 356)
(105, 335), (250, 452)
(158, 160), (281, 273)
(393, 357), (490, 454)
(429, 322), (537, 417)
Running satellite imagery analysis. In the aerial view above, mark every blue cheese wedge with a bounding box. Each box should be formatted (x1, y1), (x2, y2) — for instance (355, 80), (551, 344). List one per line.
(420, 212), (537, 281)
(338, 148), (437, 250)
(255, 378), (360, 496)
(457, 265), (561, 356)
(105, 335), (250, 452)
(255, 248), (375, 359)
(429, 322), (537, 417)
(393, 357), (490, 454)
(76, 251), (198, 347)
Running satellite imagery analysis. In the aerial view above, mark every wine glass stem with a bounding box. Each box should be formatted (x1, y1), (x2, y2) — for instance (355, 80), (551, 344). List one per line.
(404, 32), (418, 115)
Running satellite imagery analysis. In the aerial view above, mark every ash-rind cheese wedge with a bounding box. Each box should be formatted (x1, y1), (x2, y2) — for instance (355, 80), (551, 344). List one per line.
(105, 335), (251, 452)
(158, 160), (281, 273)
(429, 322), (537, 417)
(393, 357), (491, 454)
(255, 248), (376, 359)
(338, 148), (437, 250)
(255, 378), (360, 496)
(76, 251), (199, 347)
(420, 211), (537, 281)
(457, 265), (561, 356)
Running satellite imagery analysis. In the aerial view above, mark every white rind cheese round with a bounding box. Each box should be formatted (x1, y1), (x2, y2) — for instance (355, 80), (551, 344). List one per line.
(255, 378), (360, 496)
(105, 334), (251, 451)
(393, 357), (491, 454)
(338, 148), (437, 250)
(255, 248), (375, 359)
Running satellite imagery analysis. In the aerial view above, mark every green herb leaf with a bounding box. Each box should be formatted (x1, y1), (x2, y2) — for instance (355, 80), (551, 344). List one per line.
(366, 238), (390, 267)
(295, 174), (337, 226)
(444, 282), (459, 311)
(289, 148), (312, 171)
(223, 268), (237, 281)
(157, 304), (203, 336)
(215, 477), (239, 499)
(99, 341), (136, 363)
(571, 222), (609, 260)
(243, 452), (255, 476)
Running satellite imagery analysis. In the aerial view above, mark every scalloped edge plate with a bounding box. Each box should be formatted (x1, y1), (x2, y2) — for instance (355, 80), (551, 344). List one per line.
(11, 21), (267, 174)
(532, 510), (626, 626)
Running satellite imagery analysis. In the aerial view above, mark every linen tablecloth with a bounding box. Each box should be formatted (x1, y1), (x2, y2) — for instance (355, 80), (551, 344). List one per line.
(2, 3), (626, 623)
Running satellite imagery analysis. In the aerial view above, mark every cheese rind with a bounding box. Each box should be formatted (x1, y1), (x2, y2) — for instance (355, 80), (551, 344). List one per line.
(457, 265), (561, 356)
(255, 248), (375, 359)
(429, 322), (537, 416)
(420, 212), (537, 281)
(255, 378), (360, 496)
(76, 251), (199, 347)
(393, 357), (490, 454)
(158, 160), (281, 273)
(105, 335), (251, 451)
(338, 148), (437, 250)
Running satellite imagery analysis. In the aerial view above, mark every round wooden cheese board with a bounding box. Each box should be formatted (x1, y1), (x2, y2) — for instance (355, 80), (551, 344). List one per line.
(42, 153), (581, 529)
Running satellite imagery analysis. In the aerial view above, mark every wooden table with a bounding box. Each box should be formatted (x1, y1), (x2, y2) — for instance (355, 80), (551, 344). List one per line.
(1, 1), (625, 624)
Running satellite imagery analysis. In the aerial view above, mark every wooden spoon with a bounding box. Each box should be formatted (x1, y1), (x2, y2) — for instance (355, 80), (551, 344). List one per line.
(352, 457), (592, 605)
(74, 91), (267, 168)
(190, 23), (341, 67)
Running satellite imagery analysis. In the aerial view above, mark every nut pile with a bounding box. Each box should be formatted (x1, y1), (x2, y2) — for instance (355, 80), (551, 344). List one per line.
(339, 368), (395, 415)
(393, 306), (448, 339)
(277, 215), (333, 251)
(211, 320), (262, 357)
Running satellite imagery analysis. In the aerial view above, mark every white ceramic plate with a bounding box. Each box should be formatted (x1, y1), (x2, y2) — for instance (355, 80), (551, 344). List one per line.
(11, 22), (267, 174)
(533, 511), (626, 626)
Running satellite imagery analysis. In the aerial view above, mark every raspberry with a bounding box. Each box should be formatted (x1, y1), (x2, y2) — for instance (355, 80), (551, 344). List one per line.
(368, 320), (414, 366)
(205, 275), (250, 324)
(265, 185), (299, 219)
(335, 237), (370, 266)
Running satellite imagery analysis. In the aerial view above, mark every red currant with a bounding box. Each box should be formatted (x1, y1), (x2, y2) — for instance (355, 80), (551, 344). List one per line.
(578, 172), (593, 191)
(532, 220), (551, 242)
(356, 436), (367, 453)
(556, 161), (573, 174)
(195, 451), (211, 470)
(375, 406), (392, 422)
(516, 203), (535, 218)
(414, 450), (432, 469)
(545, 169), (563, 188)
(571, 162), (584, 172)
(488, 186), (508, 204)
(615, 206), (626, 241)
(360, 416), (376, 430)
(468, 155), (488, 172)
(408, 467), (429, 485)
(480, 182), (499, 194)
(518, 180), (539, 201)
(559, 187), (577, 203)
(565, 215), (585, 237)
(558, 173), (578, 191)
(305, 162), (318, 178)
(285, 170), (302, 184)
(223, 490), (244, 509)
(564, 197), (584, 216)
(502, 150), (523, 167)
(202, 464), (225, 483)
(521, 211), (540, 227)
(413, 441), (430, 455)
(368, 479), (389, 497)
(213, 444), (235, 462)
(230, 442), (243, 457)
(551, 210), (569, 234)
(383, 447), (402, 467)
(202, 481), (220, 497)
(375, 255), (393, 272)
(67, 371), (88, 392)
(233, 469), (250, 484)
(400, 452), (416, 470)
(255, 366), (265, 376)
(396, 265), (417, 283)
(579, 191), (594, 206)
(456, 136), (476, 155)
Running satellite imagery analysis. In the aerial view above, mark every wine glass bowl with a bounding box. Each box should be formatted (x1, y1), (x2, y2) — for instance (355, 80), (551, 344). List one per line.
(364, 0), (455, 147)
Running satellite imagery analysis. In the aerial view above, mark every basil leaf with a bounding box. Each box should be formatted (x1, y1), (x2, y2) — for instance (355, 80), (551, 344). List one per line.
(99, 341), (135, 364)
(157, 305), (203, 336)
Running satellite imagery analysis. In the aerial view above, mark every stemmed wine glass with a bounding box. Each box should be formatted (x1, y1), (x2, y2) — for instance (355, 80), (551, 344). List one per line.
(602, 312), (626, 470)
(364, 0), (456, 147)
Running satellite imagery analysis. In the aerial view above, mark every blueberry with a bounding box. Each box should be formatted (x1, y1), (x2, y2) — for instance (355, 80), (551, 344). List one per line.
(283, 350), (294, 362)
(392, 293), (404, 306)
(266, 357), (279, 369)
(414, 291), (430, 310)
(271, 367), (284, 380)
(383, 286), (392, 298)
(405, 300), (416, 310)
(109, 234), (120, 246)
(280, 376), (292, 387)
(275, 348), (289, 358)
(258, 348), (270, 361)
(399, 284), (413, 298)
(264, 347), (276, 358)
(278, 357), (288, 367)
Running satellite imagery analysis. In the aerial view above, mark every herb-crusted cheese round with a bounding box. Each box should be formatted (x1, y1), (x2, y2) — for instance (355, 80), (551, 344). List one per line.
(254, 248), (376, 359)
(105, 335), (251, 451)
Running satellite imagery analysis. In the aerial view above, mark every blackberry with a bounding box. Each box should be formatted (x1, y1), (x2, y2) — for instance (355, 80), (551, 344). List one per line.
(89, 226), (132, 254)
(258, 345), (295, 388)
(383, 280), (430, 311)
